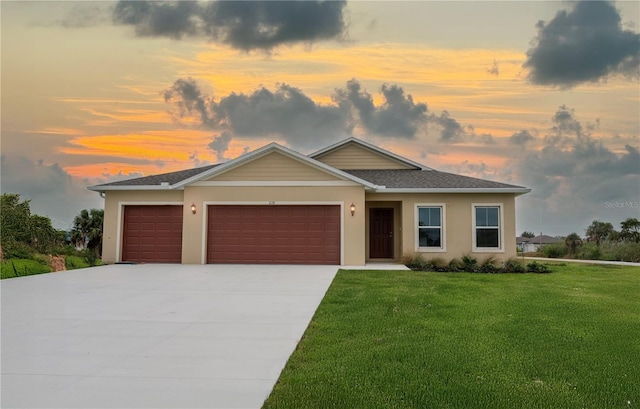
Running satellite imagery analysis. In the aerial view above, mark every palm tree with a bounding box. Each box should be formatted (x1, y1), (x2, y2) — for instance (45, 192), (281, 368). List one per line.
(71, 209), (104, 257)
(564, 232), (582, 255)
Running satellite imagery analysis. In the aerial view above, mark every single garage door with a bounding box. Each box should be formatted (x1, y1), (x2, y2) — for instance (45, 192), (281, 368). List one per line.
(207, 205), (340, 264)
(122, 205), (183, 263)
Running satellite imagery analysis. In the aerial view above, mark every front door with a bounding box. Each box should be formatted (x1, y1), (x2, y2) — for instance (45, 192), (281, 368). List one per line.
(370, 208), (394, 258)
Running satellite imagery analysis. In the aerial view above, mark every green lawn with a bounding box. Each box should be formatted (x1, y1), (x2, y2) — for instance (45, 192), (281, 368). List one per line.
(0, 258), (52, 279)
(1, 256), (100, 279)
(264, 264), (640, 409)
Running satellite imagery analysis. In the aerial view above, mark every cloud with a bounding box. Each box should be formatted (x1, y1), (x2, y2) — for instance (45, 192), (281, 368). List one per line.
(0, 156), (103, 229)
(509, 130), (536, 146)
(113, 1), (200, 40)
(487, 60), (499, 76)
(56, 3), (111, 28)
(200, 1), (347, 51)
(512, 106), (639, 234)
(111, 0), (347, 50)
(524, 0), (640, 88)
(334, 79), (429, 138)
(164, 78), (351, 149)
(208, 131), (233, 161)
(163, 78), (211, 123)
(433, 111), (465, 142)
(164, 78), (463, 148)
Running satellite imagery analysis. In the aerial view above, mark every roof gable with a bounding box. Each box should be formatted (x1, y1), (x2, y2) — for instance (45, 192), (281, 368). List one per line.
(204, 151), (344, 182)
(173, 142), (378, 189)
(310, 138), (428, 170)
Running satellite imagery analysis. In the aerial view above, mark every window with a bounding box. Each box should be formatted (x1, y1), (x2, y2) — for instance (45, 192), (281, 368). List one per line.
(473, 205), (502, 251)
(416, 205), (445, 251)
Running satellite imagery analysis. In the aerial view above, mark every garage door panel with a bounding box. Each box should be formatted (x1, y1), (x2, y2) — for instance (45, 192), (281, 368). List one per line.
(207, 205), (340, 264)
(122, 205), (183, 263)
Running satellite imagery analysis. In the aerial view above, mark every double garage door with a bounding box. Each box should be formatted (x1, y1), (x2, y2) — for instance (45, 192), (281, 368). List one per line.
(121, 204), (340, 264)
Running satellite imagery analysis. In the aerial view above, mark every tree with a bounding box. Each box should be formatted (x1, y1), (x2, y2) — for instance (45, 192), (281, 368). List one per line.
(564, 232), (583, 255)
(71, 209), (104, 257)
(1, 193), (32, 245)
(620, 217), (640, 243)
(521, 231), (536, 238)
(585, 220), (614, 246)
(29, 214), (58, 254)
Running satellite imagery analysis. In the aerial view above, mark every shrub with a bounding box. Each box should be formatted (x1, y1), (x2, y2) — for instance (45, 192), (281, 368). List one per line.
(479, 256), (499, 273)
(403, 254), (426, 270)
(576, 242), (601, 260)
(429, 257), (449, 272)
(503, 258), (525, 273)
(599, 241), (640, 262)
(526, 261), (551, 274)
(461, 255), (478, 272)
(2, 241), (34, 260)
(542, 243), (568, 258)
(66, 255), (91, 270)
(448, 258), (463, 272)
(80, 249), (100, 267)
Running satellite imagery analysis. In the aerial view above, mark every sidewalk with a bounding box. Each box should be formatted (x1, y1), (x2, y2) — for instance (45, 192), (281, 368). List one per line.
(524, 256), (640, 267)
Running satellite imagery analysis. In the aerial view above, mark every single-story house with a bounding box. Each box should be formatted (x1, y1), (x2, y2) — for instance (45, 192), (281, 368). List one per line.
(89, 138), (530, 265)
(516, 235), (562, 253)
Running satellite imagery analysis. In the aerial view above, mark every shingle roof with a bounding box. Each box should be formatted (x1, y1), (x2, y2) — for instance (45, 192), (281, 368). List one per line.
(518, 235), (561, 244)
(344, 169), (527, 190)
(96, 164), (220, 187)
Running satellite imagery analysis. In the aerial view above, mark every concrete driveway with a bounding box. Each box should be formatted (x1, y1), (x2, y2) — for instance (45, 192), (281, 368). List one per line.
(1, 264), (339, 408)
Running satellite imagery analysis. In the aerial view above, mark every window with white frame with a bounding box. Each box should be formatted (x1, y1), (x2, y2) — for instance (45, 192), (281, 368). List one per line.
(473, 205), (502, 250)
(416, 205), (445, 251)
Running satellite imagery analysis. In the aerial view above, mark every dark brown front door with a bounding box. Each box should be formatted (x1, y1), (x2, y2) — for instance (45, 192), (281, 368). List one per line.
(370, 208), (394, 258)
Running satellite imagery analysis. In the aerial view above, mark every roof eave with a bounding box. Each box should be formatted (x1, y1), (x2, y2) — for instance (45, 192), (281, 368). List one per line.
(373, 187), (531, 195)
(87, 185), (181, 192)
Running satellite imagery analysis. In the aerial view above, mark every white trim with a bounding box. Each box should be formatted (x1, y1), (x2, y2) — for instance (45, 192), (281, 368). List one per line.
(471, 203), (505, 253)
(309, 137), (430, 170)
(116, 201), (184, 263)
(414, 203), (446, 253)
(173, 143), (378, 190)
(191, 180), (361, 187)
(89, 185), (181, 192)
(376, 187), (531, 195)
(201, 201), (345, 265)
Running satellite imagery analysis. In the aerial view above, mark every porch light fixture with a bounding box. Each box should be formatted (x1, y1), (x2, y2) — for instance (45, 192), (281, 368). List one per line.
(191, 203), (197, 214)
(350, 203), (356, 216)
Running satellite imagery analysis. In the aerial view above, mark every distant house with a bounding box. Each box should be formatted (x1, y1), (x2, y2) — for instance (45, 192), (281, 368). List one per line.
(516, 235), (561, 253)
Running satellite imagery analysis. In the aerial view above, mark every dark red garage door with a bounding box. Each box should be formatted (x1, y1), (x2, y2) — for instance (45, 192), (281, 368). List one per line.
(122, 205), (183, 263)
(207, 205), (340, 264)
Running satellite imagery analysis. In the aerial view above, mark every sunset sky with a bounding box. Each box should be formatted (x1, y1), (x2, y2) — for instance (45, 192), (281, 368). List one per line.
(2, 0), (639, 236)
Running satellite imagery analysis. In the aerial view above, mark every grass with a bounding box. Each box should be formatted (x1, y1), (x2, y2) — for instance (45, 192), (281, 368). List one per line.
(263, 263), (640, 409)
(65, 255), (93, 270)
(0, 258), (52, 279)
(1, 255), (100, 279)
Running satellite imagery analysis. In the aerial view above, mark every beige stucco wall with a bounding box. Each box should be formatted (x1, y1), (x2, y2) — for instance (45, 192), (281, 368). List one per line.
(101, 190), (185, 264)
(365, 192), (518, 262)
(209, 151), (343, 181)
(101, 186), (518, 266)
(183, 185), (366, 265)
(314, 143), (415, 169)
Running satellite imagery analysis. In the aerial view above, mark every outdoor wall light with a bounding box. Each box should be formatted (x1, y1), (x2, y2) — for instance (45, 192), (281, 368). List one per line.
(191, 203), (197, 214)
(350, 203), (356, 216)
